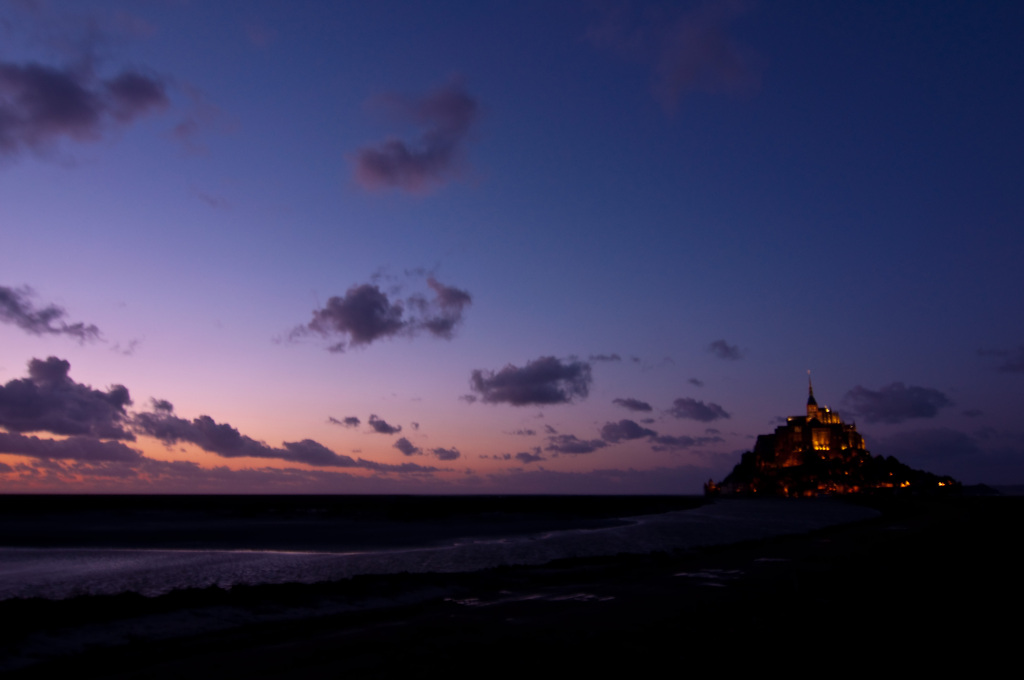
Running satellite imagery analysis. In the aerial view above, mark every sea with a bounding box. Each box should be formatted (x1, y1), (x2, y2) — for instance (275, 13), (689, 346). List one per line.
(0, 495), (877, 602)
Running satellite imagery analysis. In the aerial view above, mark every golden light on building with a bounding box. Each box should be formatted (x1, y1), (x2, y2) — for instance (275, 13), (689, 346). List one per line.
(711, 373), (960, 497)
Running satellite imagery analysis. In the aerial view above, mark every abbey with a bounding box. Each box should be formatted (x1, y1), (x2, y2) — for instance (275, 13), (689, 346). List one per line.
(710, 377), (956, 497)
(753, 377), (866, 469)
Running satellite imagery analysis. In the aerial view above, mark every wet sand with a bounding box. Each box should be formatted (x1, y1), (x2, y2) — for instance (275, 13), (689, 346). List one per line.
(2, 495), (1018, 676)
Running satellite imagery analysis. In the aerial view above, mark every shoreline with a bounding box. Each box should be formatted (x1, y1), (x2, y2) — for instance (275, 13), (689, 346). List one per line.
(0, 497), (873, 602)
(2, 495), (1018, 675)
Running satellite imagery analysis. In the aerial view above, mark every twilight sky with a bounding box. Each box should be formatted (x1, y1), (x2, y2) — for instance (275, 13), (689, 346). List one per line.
(2, 0), (1023, 494)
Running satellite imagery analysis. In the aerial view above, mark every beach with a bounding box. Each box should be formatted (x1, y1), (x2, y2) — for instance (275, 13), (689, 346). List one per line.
(0, 495), (1017, 676)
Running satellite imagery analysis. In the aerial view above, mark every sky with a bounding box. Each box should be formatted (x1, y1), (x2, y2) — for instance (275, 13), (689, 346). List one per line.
(1, 0), (1023, 494)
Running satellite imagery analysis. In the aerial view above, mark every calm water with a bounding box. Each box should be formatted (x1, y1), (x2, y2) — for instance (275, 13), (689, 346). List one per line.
(0, 496), (876, 601)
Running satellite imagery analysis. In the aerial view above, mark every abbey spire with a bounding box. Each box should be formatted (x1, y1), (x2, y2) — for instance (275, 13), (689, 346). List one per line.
(807, 370), (818, 419)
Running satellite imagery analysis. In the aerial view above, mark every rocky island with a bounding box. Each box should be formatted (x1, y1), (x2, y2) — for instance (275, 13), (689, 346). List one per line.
(708, 377), (958, 497)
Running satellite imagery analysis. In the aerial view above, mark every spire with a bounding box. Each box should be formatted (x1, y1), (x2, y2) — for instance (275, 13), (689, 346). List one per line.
(807, 370), (817, 407)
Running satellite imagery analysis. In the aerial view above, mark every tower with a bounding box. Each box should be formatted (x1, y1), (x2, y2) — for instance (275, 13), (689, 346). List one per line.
(806, 370), (818, 420)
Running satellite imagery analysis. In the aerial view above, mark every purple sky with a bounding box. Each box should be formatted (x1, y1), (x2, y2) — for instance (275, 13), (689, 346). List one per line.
(2, 1), (1023, 493)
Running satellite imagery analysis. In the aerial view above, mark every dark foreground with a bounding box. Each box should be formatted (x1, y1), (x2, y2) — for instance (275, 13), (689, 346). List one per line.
(2, 496), (1019, 676)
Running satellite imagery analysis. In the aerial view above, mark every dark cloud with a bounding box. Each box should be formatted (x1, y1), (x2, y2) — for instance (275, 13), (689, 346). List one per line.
(368, 414), (402, 435)
(963, 409), (983, 418)
(481, 453), (513, 461)
(545, 434), (607, 455)
(600, 419), (657, 443)
(302, 284), (404, 350)
(842, 383), (952, 424)
(393, 437), (422, 457)
(0, 357), (133, 439)
(431, 446), (460, 461)
(293, 277), (471, 352)
(104, 71), (169, 122)
(133, 409), (431, 472)
(867, 428), (1024, 483)
(688, 378), (704, 387)
(589, 353), (622, 362)
(588, 0), (760, 111)
(0, 431), (142, 462)
(876, 428), (981, 463)
(470, 356), (592, 406)
(0, 455), (454, 494)
(613, 397), (652, 412)
(0, 285), (100, 341)
(353, 79), (478, 193)
(978, 346), (1024, 373)
(459, 394), (478, 404)
(415, 278), (473, 339)
(515, 450), (545, 464)
(668, 397), (731, 422)
(649, 434), (724, 452)
(708, 339), (742, 360)
(0, 61), (167, 156)
(507, 428), (537, 436)
(150, 398), (174, 413)
(329, 416), (360, 428)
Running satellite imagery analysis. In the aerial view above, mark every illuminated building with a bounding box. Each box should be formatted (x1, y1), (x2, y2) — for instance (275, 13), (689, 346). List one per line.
(709, 376), (957, 497)
(753, 376), (866, 469)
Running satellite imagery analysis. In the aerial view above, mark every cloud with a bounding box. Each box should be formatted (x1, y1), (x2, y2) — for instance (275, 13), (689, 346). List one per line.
(0, 285), (100, 341)
(0, 357), (133, 439)
(688, 378), (704, 387)
(978, 346), (1024, 373)
(104, 71), (169, 122)
(545, 434), (607, 455)
(414, 277), (473, 339)
(301, 284), (404, 349)
(431, 446), (460, 461)
(589, 353), (622, 362)
(872, 428), (1024, 484)
(515, 450), (544, 464)
(600, 419), (657, 443)
(613, 397), (652, 412)
(133, 408), (432, 472)
(842, 382), (952, 424)
(875, 428), (981, 463)
(353, 79), (478, 193)
(293, 277), (471, 352)
(470, 356), (592, 406)
(654, 1), (760, 105)
(111, 338), (141, 356)
(0, 431), (142, 461)
(368, 414), (402, 435)
(588, 0), (760, 111)
(393, 437), (422, 457)
(0, 61), (168, 156)
(649, 434), (724, 452)
(708, 339), (741, 360)
(329, 416), (360, 428)
(668, 397), (731, 422)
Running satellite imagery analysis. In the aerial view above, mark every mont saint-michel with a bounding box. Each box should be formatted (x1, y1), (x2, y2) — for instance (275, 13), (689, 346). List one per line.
(709, 378), (958, 497)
